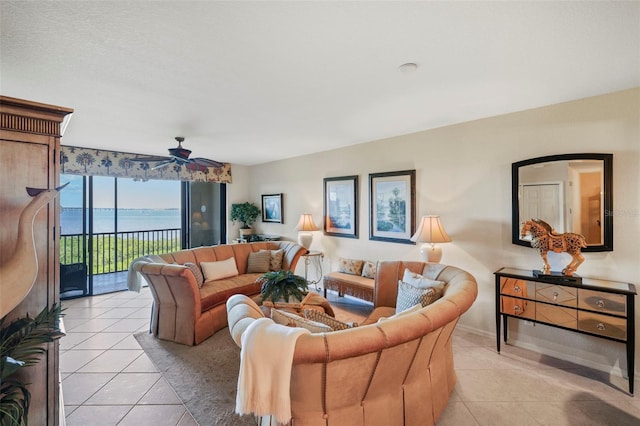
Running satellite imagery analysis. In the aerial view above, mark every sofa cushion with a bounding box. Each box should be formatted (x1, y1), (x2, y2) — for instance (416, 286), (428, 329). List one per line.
(378, 303), (422, 322)
(184, 262), (205, 288)
(303, 309), (356, 331)
(260, 249), (284, 271)
(271, 308), (332, 333)
(246, 251), (271, 273)
(361, 261), (376, 279)
(396, 279), (445, 313)
(201, 257), (239, 282)
(337, 258), (364, 275)
(200, 273), (263, 312)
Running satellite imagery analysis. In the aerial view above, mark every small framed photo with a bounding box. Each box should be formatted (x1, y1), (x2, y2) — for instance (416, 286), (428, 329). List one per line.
(323, 175), (358, 238)
(262, 193), (283, 223)
(369, 170), (416, 244)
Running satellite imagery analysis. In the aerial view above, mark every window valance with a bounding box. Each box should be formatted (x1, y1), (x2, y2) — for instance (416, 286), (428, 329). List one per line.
(60, 145), (232, 183)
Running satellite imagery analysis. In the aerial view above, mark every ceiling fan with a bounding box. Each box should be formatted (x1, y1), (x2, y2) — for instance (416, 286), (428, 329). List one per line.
(130, 136), (223, 171)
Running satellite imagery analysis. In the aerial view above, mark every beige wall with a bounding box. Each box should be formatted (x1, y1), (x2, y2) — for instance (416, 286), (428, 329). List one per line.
(230, 88), (640, 377)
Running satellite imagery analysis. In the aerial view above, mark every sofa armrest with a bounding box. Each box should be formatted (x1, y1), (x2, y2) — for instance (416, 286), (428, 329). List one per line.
(133, 262), (203, 345)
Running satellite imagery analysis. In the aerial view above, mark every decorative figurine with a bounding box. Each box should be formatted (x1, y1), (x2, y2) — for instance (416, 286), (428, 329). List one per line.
(520, 219), (587, 276)
(0, 184), (67, 318)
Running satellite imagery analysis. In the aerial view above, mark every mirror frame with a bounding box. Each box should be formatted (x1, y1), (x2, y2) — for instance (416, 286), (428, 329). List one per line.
(512, 153), (613, 252)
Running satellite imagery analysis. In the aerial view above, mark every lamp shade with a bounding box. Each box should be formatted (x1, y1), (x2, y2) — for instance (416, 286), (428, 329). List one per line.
(295, 213), (319, 249)
(410, 215), (452, 243)
(295, 213), (320, 232)
(410, 215), (451, 263)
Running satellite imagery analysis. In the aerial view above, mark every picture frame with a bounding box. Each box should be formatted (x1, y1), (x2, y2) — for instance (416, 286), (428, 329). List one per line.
(261, 193), (283, 223)
(323, 175), (358, 238)
(369, 170), (416, 244)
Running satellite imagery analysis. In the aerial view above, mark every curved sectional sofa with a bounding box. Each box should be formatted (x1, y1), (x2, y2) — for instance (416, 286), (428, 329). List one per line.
(227, 260), (478, 426)
(133, 241), (307, 345)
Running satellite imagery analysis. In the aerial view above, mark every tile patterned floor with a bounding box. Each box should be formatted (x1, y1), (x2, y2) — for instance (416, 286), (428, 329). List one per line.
(61, 287), (640, 425)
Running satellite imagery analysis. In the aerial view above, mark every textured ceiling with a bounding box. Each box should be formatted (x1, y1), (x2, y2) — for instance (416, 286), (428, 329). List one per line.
(1, 1), (638, 166)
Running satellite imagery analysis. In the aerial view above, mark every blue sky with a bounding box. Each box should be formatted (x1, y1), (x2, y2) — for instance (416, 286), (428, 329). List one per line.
(60, 174), (181, 209)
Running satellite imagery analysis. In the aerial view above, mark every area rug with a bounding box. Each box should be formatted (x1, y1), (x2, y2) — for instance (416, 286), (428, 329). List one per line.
(134, 330), (254, 426)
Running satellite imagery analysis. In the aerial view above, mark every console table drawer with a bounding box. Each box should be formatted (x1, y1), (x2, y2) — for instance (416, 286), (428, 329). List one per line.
(578, 311), (626, 340)
(500, 296), (535, 319)
(536, 303), (577, 329)
(535, 283), (577, 307)
(500, 277), (535, 298)
(578, 289), (626, 316)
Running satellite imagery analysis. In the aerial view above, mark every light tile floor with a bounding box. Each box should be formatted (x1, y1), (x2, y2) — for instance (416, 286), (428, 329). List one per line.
(61, 287), (640, 425)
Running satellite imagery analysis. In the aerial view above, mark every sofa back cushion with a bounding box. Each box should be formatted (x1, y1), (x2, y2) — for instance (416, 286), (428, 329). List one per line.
(201, 257), (239, 282)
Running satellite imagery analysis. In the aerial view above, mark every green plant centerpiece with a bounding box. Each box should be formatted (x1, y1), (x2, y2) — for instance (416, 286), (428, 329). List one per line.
(230, 202), (261, 229)
(257, 270), (309, 304)
(0, 304), (63, 425)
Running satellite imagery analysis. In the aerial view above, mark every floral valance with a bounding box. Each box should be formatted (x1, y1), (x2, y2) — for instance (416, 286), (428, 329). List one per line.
(60, 145), (232, 183)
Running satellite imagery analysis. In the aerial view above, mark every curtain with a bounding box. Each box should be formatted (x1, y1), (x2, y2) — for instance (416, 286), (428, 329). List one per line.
(60, 145), (232, 183)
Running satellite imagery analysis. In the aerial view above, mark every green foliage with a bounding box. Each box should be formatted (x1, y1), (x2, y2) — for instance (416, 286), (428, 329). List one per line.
(258, 270), (309, 303)
(230, 202), (261, 228)
(60, 235), (181, 275)
(0, 304), (64, 426)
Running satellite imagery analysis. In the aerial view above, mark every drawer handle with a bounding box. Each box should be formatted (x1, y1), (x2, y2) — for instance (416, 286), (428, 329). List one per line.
(596, 299), (605, 308)
(514, 285), (521, 293)
(514, 304), (521, 312)
(597, 323), (606, 331)
(552, 291), (558, 301)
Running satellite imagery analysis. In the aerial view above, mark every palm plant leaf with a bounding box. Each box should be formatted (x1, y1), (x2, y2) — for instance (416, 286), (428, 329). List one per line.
(257, 270), (309, 303)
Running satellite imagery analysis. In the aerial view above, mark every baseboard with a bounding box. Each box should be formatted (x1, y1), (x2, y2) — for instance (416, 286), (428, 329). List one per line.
(454, 324), (631, 380)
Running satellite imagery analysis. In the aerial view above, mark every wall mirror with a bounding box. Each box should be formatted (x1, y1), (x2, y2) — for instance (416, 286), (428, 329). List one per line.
(512, 153), (613, 252)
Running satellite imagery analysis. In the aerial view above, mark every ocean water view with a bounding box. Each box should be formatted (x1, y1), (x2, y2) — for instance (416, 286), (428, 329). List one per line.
(61, 208), (181, 234)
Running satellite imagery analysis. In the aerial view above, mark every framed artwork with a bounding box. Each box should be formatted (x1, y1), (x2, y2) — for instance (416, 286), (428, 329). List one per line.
(262, 193), (283, 223)
(323, 175), (358, 238)
(369, 170), (416, 244)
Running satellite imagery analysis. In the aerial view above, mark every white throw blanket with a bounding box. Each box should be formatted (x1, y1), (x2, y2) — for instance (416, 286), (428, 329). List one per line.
(127, 254), (166, 292)
(236, 318), (310, 424)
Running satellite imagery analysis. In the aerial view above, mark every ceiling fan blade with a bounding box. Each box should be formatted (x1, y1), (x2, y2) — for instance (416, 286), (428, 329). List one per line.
(130, 155), (172, 162)
(151, 160), (174, 170)
(191, 157), (224, 168)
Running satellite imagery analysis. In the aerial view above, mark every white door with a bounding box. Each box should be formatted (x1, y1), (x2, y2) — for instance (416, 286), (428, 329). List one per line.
(521, 183), (563, 235)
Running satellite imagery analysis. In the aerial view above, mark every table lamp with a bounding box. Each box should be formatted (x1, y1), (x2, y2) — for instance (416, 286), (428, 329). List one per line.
(410, 215), (452, 263)
(295, 213), (319, 249)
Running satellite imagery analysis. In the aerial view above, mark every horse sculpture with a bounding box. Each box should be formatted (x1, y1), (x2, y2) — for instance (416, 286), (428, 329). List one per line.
(520, 219), (587, 276)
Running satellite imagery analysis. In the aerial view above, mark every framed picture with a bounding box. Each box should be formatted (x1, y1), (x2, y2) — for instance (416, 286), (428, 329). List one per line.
(262, 193), (283, 223)
(369, 170), (416, 244)
(323, 175), (358, 238)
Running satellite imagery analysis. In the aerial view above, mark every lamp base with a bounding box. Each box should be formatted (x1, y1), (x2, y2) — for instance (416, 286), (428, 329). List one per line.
(298, 233), (313, 250)
(419, 243), (443, 263)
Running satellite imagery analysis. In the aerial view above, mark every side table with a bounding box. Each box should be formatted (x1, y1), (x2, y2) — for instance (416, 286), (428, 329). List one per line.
(303, 251), (324, 291)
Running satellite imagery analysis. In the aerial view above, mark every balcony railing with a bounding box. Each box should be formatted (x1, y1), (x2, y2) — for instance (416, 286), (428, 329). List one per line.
(61, 228), (181, 275)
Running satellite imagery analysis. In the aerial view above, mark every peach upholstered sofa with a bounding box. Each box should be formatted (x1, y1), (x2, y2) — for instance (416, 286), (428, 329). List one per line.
(227, 260), (478, 426)
(133, 241), (306, 345)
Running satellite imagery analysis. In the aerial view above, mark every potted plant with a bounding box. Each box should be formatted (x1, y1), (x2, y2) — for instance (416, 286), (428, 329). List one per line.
(230, 202), (261, 238)
(257, 270), (309, 304)
(0, 304), (63, 424)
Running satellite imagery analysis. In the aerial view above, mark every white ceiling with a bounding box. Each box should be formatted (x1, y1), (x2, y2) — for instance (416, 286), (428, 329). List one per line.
(2, 1), (639, 166)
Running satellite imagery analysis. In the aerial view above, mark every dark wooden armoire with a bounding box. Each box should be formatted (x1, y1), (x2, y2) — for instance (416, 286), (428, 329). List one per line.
(0, 96), (73, 425)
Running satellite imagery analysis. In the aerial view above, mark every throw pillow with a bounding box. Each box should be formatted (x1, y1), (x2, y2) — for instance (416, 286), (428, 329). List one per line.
(271, 309), (332, 333)
(402, 268), (445, 289)
(337, 258), (364, 275)
(184, 262), (205, 288)
(378, 303), (422, 322)
(361, 261), (377, 279)
(303, 309), (357, 331)
(246, 251), (271, 273)
(396, 280), (445, 313)
(200, 257), (239, 282)
(260, 249), (284, 271)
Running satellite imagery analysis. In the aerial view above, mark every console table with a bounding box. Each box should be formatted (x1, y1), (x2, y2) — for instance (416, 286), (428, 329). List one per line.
(494, 267), (637, 394)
